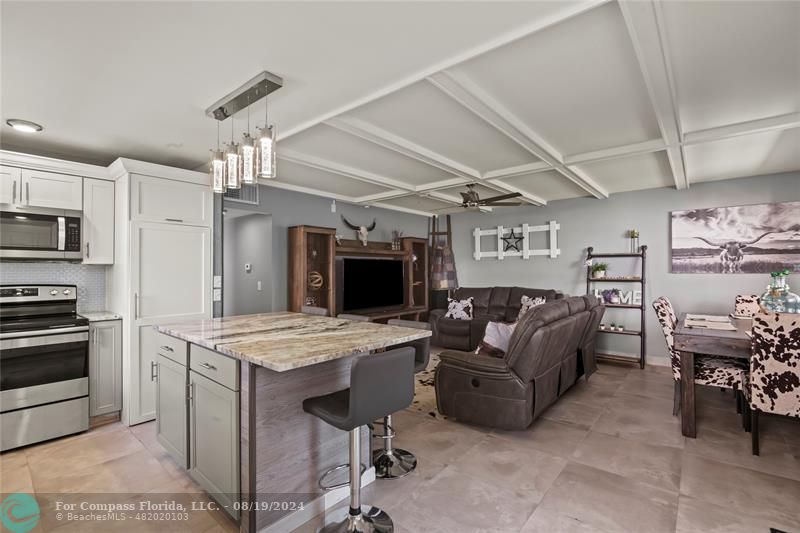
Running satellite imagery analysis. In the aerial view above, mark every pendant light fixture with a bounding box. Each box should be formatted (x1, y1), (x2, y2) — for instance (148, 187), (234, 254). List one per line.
(206, 71), (283, 194)
(210, 121), (225, 193)
(225, 116), (241, 190)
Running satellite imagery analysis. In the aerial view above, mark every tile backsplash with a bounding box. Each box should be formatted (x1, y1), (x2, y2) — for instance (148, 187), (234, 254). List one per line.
(0, 262), (107, 312)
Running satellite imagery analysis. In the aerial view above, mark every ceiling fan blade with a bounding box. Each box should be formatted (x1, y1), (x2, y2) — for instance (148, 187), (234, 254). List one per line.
(481, 201), (523, 206)
(479, 192), (522, 203)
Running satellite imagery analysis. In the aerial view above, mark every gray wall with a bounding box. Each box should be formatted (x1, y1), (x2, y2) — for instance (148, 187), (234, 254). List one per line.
(223, 213), (273, 316)
(449, 172), (800, 366)
(224, 185), (429, 311)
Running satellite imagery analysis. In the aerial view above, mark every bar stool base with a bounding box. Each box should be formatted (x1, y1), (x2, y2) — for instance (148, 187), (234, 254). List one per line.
(319, 506), (393, 533)
(372, 448), (417, 479)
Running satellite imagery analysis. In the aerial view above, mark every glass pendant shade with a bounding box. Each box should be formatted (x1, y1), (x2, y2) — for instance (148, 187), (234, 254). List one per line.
(210, 150), (225, 193)
(239, 134), (256, 184)
(256, 125), (276, 178)
(225, 143), (241, 189)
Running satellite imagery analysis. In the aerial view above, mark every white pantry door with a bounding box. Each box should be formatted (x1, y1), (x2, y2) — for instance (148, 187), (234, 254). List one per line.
(128, 221), (211, 425)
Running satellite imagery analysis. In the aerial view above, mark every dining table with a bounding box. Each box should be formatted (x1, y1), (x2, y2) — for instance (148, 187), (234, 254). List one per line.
(673, 313), (752, 438)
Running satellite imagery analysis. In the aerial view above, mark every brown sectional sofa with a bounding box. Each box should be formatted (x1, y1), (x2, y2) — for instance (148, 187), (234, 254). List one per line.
(434, 296), (605, 430)
(428, 286), (563, 352)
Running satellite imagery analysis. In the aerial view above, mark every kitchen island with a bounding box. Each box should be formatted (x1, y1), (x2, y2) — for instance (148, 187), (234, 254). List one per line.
(155, 312), (431, 533)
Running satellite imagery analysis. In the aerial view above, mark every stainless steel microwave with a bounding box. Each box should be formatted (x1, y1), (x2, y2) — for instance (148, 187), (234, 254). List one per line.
(0, 210), (82, 260)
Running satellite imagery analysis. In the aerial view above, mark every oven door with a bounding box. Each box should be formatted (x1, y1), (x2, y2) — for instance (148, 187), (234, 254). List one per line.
(0, 211), (70, 259)
(0, 329), (89, 412)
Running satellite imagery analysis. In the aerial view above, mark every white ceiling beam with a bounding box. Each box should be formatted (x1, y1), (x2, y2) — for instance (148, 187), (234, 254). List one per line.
(278, 148), (414, 192)
(565, 138), (666, 165)
(427, 70), (608, 199)
(354, 189), (415, 204)
(618, 0), (688, 190)
(369, 202), (434, 217)
(484, 162), (553, 180)
(325, 116), (481, 180)
(278, 0), (611, 142)
(259, 179), (355, 203)
(484, 180), (547, 207)
(683, 112), (800, 146)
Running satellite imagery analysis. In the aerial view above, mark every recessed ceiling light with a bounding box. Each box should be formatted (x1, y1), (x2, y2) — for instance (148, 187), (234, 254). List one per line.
(6, 119), (43, 133)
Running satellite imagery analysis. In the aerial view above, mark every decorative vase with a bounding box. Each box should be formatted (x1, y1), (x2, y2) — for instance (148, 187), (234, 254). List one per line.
(760, 271), (800, 313)
(595, 270), (606, 279)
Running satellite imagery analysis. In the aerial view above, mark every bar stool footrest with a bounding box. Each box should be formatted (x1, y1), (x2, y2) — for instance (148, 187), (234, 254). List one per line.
(319, 463), (367, 491)
(319, 505), (394, 533)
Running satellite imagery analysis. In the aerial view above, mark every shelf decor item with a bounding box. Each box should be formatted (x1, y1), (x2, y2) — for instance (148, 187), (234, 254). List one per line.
(601, 288), (621, 304)
(391, 230), (403, 251)
(342, 216), (376, 247)
(628, 229), (640, 253)
(760, 270), (800, 313)
(591, 262), (609, 278)
(473, 221), (560, 260)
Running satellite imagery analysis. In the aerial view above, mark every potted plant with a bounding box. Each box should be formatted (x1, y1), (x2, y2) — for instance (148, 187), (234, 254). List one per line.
(591, 262), (609, 279)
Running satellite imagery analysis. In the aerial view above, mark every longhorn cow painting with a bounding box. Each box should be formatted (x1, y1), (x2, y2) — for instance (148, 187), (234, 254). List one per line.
(671, 201), (800, 274)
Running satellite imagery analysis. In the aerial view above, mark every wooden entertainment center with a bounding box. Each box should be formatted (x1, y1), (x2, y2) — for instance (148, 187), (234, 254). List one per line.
(288, 225), (429, 321)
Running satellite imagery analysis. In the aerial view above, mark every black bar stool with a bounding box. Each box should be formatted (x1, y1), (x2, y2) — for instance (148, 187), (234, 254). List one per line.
(372, 319), (431, 479)
(303, 347), (415, 533)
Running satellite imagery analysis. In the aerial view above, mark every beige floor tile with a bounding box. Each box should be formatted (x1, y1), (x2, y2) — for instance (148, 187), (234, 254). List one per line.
(571, 431), (682, 492)
(680, 453), (800, 529)
(390, 418), (489, 466)
(26, 424), (145, 480)
(617, 371), (676, 401)
(492, 419), (590, 459)
(593, 393), (685, 449)
(393, 465), (538, 533)
(675, 494), (797, 533)
(527, 463), (678, 533)
(0, 449), (34, 493)
(560, 380), (620, 406)
(452, 435), (567, 503)
(540, 397), (605, 430)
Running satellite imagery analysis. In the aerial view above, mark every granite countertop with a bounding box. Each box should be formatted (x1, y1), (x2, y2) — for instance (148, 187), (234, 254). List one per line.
(80, 311), (122, 322)
(155, 312), (431, 372)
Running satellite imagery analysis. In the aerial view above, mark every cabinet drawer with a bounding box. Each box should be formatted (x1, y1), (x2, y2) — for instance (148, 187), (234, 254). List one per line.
(155, 332), (187, 366)
(190, 345), (239, 390)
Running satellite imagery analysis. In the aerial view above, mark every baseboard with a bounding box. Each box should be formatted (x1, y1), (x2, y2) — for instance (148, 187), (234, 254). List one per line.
(259, 467), (376, 533)
(597, 350), (669, 367)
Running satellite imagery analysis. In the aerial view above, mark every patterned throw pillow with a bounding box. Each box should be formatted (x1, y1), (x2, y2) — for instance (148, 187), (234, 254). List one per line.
(476, 321), (517, 357)
(517, 295), (546, 321)
(444, 297), (474, 320)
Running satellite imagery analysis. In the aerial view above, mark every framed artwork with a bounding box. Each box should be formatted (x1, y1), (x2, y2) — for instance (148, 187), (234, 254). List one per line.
(671, 201), (800, 274)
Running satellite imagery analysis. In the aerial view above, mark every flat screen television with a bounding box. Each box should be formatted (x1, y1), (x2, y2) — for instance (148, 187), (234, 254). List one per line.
(340, 257), (404, 312)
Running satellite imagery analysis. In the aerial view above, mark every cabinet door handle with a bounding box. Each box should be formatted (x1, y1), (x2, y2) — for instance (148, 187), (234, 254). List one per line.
(85, 242), (90, 258)
(187, 382), (194, 403)
(25, 182), (29, 204)
(199, 362), (217, 371)
(150, 361), (158, 381)
(134, 293), (139, 319)
(165, 218), (183, 223)
(160, 345), (174, 352)
(12, 181), (16, 204)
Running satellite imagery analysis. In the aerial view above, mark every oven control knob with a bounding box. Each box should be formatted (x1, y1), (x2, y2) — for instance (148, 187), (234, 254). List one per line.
(62, 289), (71, 296)
(50, 290), (58, 296)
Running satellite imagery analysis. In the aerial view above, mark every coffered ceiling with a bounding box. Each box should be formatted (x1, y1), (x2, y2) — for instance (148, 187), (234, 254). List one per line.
(2, 1), (798, 216)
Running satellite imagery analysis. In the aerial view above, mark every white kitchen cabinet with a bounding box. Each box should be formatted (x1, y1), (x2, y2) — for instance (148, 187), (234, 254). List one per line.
(0, 165), (22, 205)
(156, 353), (189, 469)
(127, 221), (211, 425)
(89, 319), (122, 416)
(130, 174), (213, 226)
(21, 169), (83, 210)
(189, 370), (239, 518)
(82, 178), (115, 264)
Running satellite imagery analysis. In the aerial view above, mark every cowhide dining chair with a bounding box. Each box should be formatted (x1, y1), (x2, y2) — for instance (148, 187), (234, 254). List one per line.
(746, 312), (800, 455)
(652, 296), (748, 416)
(734, 294), (762, 317)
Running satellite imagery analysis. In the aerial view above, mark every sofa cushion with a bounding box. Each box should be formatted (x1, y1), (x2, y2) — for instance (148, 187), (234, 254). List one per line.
(453, 287), (492, 315)
(505, 287), (561, 322)
(488, 286), (513, 317)
(476, 321), (517, 357)
(445, 297), (474, 320)
(517, 295), (547, 321)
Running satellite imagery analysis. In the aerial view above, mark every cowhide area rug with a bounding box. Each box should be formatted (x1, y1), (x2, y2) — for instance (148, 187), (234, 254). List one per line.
(410, 348), (449, 420)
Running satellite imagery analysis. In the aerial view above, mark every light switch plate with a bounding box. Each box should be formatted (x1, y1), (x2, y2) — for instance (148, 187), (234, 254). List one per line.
(213, 288), (222, 301)
(213, 275), (222, 289)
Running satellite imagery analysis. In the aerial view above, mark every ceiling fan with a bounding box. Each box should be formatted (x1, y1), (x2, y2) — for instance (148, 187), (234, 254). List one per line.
(434, 184), (523, 213)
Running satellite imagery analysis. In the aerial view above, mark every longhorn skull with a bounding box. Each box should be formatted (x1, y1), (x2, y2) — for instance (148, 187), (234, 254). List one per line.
(342, 216), (376, 246)
(694, 231), (775, 273)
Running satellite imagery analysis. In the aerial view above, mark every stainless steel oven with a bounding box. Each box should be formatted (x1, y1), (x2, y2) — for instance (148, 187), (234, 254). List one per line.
(0, 285), (89, 451)
(0, 210), (82, 260)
